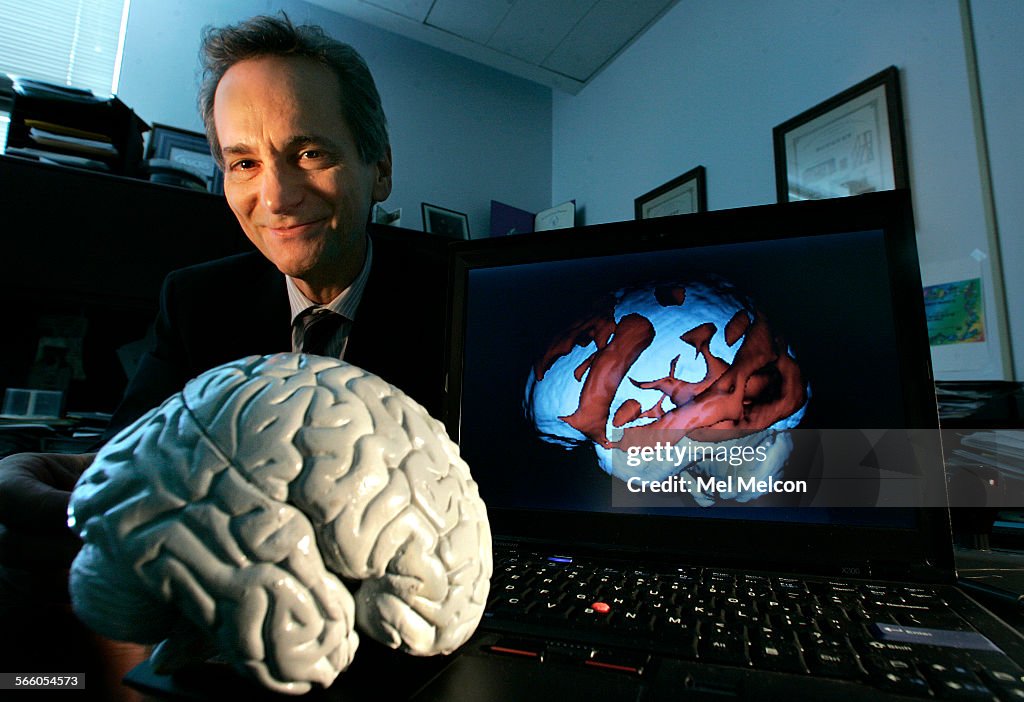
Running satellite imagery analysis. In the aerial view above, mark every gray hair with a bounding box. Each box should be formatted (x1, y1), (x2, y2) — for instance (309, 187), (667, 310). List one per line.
(198, 14), (388, 167)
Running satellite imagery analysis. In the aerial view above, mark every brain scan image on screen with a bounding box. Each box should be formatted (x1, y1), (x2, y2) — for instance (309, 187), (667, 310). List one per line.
(525, 279), (811, 505)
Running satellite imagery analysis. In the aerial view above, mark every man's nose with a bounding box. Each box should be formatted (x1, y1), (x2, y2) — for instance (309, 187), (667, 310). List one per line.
(260, 163), (304, 213)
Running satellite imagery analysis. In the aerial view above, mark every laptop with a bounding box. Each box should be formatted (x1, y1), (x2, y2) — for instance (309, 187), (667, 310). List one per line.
(423, 190), (1024, 700)
(125, 190), (1024, 700)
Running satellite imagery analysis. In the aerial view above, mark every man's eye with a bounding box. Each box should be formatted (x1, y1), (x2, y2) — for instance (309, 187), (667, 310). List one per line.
(231, 159), (257, 171)
(300, 149), (325, 161)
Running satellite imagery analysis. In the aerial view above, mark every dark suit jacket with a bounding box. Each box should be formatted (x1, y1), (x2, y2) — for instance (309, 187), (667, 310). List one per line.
(107, 226), (451, 436)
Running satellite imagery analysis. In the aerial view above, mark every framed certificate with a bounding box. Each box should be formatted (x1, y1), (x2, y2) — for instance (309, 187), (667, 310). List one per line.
(635, 166), (707, 219)
(534, 200), (575, 231)
(773, 66), (908, 202)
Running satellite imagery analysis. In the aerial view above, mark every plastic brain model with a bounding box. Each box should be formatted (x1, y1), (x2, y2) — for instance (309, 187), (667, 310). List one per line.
(525, 279), (810, 505)
(68, 354), (492, 694)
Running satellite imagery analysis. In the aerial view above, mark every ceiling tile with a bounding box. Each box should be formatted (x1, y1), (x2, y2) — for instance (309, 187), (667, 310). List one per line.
(306, 0), (680, 93)
(425, 0), (515, 44)
(488, 0), (598, 65)
(543, 0), (677, 81)
(362, 0), (435, 22)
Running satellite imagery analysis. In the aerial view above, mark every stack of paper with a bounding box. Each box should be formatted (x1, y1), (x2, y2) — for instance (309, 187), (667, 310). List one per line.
(953, 431), (1024, 478)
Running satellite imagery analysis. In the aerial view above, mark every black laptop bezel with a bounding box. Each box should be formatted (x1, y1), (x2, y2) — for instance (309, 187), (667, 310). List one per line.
(444, 190), (954, 583)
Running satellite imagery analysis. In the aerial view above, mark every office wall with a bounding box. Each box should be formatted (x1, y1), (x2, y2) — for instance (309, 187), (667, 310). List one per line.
(116, 0), (553, 236)
(115, 0), (1020, 379)
(550, 0), (1021, 380)
(971, 0), (1024, 382)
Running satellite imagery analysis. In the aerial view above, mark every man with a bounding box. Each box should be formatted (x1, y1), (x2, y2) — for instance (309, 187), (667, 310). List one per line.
(110, 15), (447, 433)
(0, 13), (449, 684)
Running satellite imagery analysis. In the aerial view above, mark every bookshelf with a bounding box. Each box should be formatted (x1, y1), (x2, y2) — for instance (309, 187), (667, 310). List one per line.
(0, 155), (248, 414)
(6, 81), (149, 176)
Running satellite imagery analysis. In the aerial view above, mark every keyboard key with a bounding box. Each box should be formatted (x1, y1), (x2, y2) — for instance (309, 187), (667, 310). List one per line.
(700, 620), (750, 665)
(655, 614), (698, 653)
(894, 609), (973, 631)
(576, 606), (614, 629)
(806, 648), (865, 679)
(921, 663), (1000, 701)
(930, 678), (998, 700)
(873, 669), (933, 697)
(979, 668), (1024, 687)
(535, 600), (576, 621)
(604, 609), (652, 633)
(751, 637), (807, 674)
(493, 593), (535, 615)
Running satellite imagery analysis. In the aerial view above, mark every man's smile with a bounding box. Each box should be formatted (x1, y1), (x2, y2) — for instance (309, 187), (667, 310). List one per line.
(267, 218), (329, 238)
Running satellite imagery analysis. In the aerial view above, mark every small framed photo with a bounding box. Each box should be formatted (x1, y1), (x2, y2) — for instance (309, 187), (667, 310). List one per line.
(373, 205), (402, 227)
(773, 66), (908, 202)
(146, 124), (223, 194)
(422, 202), (470, 239)
(635, 166), (707, 220)
(534, 200), (576, 231)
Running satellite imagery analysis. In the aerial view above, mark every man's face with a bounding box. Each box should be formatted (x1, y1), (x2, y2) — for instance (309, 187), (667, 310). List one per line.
(214, 55), (391, 297)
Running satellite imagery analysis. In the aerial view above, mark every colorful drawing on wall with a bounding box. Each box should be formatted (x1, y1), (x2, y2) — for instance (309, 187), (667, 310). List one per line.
(923, 278), (985, 346)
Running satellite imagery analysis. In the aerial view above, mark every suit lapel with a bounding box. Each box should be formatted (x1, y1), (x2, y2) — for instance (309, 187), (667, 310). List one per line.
(248, 258), (293, 353)
(203, 254), (292, 368)
(345, 238), (386, 369)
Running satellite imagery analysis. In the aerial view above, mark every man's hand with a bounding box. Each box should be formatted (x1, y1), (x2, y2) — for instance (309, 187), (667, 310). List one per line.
(0, 452), (153, 702)
(0, 452), (95, 572)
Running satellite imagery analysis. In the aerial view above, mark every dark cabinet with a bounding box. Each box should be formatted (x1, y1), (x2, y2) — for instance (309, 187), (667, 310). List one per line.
(0, 155), (248, 412)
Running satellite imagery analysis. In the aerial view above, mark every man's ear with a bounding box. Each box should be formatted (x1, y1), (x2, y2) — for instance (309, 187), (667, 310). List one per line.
(372, 145), (393, 203)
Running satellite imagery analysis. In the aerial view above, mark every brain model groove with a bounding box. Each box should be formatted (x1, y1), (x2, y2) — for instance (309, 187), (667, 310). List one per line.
(68, 354), (492, 694)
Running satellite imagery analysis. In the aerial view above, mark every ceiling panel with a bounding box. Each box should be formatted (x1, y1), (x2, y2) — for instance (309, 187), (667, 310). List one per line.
(363, 0), (434, 22)
(542, 0), (679, 81)
(307, 0), (681, 93)
(425, 0), (513, 45)
(487, 0), (597, 66)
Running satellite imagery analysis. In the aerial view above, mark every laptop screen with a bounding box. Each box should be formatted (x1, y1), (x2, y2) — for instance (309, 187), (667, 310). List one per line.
(445, 191), (953, 579)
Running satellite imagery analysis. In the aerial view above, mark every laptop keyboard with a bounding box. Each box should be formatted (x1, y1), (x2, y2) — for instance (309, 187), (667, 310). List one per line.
(486, 548), (1024, 699)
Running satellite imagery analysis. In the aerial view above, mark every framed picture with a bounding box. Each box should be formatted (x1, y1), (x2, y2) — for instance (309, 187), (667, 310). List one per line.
(373, 205), (402, 227)
(773, 66), (908, 202)
(146, 124), (223, 194)
(635, 166), (707, 220)
(422, 202), (470, 239)
(534, 200), (575, 231)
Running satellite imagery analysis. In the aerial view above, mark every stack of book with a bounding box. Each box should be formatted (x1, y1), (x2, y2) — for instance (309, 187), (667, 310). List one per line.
(5, 77), (148, 175)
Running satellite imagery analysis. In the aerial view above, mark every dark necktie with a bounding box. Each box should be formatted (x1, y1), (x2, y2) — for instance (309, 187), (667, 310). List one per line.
(296, 307), (346, 357)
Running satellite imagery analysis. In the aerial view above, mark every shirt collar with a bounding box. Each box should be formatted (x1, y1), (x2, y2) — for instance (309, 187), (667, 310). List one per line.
(286, 236), (373, 324)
